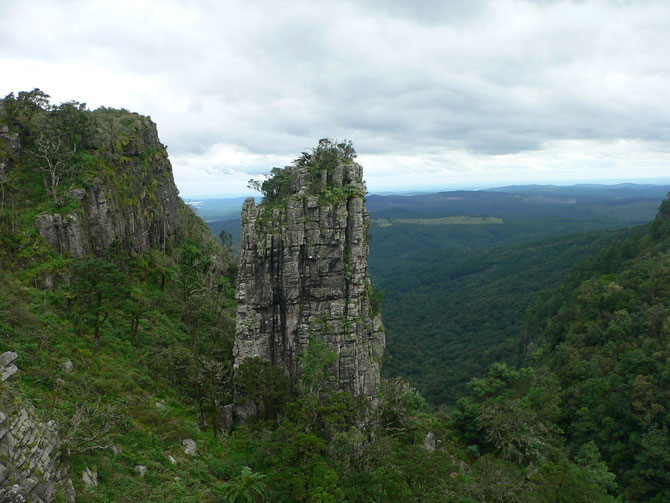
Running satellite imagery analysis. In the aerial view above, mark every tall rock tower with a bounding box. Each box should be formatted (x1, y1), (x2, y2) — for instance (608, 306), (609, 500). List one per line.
(234, 139), (385, 402)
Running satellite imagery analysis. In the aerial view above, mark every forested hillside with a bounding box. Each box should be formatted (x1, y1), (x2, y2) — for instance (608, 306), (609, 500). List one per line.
(523, 198), (670, 501)
(378, 227), (638, 404)
(366, 185), (663, 404)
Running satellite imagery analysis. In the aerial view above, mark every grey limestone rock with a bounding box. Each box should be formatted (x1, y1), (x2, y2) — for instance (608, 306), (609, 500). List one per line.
(0, 352), (18, 382)
(0, 351), (18, 368)
(134, 465), (147, 477)
(0, 364), (18, 382)
(423, 431), (436, 451)
(82, 467), (98, 487)
(234, 145), (385, 415)
(182, 438), (197, 456)
(61, 360), (73, 374)
(32, 116), (185, 258)
(70, 188), (86, 202)
(34, 214), (86, 258)
(0, 355), (76, 503)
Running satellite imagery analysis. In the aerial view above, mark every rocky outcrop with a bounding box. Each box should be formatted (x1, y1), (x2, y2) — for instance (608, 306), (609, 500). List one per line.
(234, 141), (385, 408)
(33, 115), (183, 257)
(0, 352), (76, 503)
(0, 97), (200, 259)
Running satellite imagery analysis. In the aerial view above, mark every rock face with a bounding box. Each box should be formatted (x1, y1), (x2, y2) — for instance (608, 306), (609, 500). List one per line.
(32, 116), (183, 257)
(234, 141), (385, 407)
(0, 352), (76, 503)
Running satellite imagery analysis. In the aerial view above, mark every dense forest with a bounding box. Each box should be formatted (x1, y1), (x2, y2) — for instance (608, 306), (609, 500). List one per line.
(366, 184), (663, 404)
(1, 90), (668, 502)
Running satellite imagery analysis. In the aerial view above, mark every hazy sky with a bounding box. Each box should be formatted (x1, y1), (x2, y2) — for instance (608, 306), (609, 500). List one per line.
(2, 0), (669, 197)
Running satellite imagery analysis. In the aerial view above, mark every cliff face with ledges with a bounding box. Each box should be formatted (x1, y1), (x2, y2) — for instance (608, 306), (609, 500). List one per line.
(234, 141), (385, 403)
(0, 96), (195, 260)
(32, 114), (183, 257)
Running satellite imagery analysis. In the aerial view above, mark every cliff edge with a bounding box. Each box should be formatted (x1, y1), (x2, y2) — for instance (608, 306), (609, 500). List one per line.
(0, 90), (200, 261)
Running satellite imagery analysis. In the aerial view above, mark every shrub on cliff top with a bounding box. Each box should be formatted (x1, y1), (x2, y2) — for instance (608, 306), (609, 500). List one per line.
(248, 138), (357, 204)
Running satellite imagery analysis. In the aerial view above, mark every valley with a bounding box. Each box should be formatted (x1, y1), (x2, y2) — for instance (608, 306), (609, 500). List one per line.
(1, 91), (669, 502)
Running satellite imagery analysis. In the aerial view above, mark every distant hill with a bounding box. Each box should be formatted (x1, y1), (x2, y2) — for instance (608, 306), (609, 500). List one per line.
(366, 184), (670, 223)
(183, 196), (259, 221)
(194, 184), (670, 249)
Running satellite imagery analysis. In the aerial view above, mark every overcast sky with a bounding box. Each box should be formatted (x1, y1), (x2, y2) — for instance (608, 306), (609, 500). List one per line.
(2, 0), (669, 197)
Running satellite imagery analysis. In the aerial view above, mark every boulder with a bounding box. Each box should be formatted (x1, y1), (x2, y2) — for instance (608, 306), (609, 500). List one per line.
(182, 438), (197, 456)
(61, 360), (73, 374)
(82, 467), (98, 487)
(423, 431), (436, 452)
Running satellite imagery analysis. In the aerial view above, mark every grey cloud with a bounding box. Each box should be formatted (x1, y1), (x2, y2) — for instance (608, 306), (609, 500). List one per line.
(1, 0), (669, 192)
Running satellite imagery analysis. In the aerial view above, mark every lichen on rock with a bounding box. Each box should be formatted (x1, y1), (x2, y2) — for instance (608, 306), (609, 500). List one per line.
(234, 140), (385, 413)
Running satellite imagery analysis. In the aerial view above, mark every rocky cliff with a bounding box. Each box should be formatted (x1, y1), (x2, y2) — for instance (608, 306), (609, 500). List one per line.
(0, 94), (191, 259)
(32, 114), (183, 257)
(234, 140), (385, 405)
(0, 352), (76, 503)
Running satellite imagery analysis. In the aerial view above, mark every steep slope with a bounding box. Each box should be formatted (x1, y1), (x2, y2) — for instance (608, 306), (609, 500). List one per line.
(0, 90), (236, 503)
(525, 196), (670, 501)
(378, 227), (638, 404)
(32, 113), (182, 257)
(234, 139), (384, 405)
(0, 92), (621, 502)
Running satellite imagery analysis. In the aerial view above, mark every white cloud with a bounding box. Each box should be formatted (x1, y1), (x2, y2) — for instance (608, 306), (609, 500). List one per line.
(1, 0), (669, 196)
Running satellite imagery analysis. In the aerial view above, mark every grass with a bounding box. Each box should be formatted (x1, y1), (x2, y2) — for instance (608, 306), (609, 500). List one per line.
(0, 253), (237, 503)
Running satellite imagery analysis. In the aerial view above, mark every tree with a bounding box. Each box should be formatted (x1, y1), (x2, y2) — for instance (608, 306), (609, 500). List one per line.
(221, 466), (269, 503)
(219, 229), (233, 249)
(30, 132), (73, 204)
(70, 257), (127, 351)
(52, 100), (89, 153)
(234, 357), (289, 420)
(121, 285), (159, 347)
(299, 338), (338, 397)
(60, 397), (126, 457)
(188, 356), (231, 437)
(376, 377), (427, 435)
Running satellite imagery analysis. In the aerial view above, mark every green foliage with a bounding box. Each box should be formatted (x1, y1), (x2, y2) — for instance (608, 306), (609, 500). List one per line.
(365, 282), (383, 317)
(0, 88), (238, 499)
(523, 196), (670, 501)
(249, 166), (294, 203)
(70, 257), (128, 351)
(657, 194), (670, 219)
(375, 378), (427, 435)
(248, 138), (358, 205)
(2, 90), (651, 501)
(221, 466), (268, 503)
(299, 337), (338, 396)
(374, 224), (636, 405)
(234, 358), (289, 421)
(452, 364), (561, 464)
